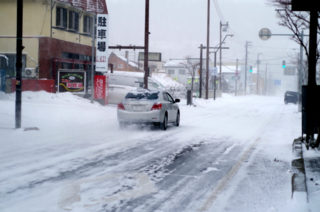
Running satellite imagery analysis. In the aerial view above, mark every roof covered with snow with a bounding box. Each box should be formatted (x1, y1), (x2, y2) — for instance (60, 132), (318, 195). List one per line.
(215, 66), (242, 74)
(163, 60), (186, 68)
(105, 70), (144, 77)
(111, 53), (139, 68)
(56, 0), (108, 14)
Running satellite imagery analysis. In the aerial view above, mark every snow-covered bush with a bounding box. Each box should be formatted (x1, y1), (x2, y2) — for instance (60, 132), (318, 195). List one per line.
(152, 72), (187, 99)
(166, 87), (187, 99)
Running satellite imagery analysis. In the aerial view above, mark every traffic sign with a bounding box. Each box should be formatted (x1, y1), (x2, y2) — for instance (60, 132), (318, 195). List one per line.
(259, 28), (271, 41)
(210, 67), (218, 76)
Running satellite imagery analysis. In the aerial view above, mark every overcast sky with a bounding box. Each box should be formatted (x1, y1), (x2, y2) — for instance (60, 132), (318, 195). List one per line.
(106, 0), (305, 74)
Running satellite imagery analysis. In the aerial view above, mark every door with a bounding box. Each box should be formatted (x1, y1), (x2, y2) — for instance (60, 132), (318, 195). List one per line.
(0, 69), (6, 92)
(164, 92), (175, 122)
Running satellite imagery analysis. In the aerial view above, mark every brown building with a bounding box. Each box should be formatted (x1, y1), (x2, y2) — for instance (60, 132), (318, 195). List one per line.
(108, 52), (143, 72)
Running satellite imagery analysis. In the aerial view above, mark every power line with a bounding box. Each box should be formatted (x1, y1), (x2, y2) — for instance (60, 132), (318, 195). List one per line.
(212, 0), (246, 44)
(212, 0), (226, 23)
(251, 45), (298, 50)
(248, 56), (290, 61)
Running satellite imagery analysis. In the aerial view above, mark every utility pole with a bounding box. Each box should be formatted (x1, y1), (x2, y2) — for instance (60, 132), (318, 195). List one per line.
(16, 0), (23, 129)
(143, 0), (149, 89)
(125, 51), (129, 71)
(269, 73), (271, 96)
(219, 21), (222, 90)
(257, 53), (262, 95)
(244, 41), (251, 94)
(235, 58), (238, 96)
(305, 10), (318, 144)
(265, 63), (267, 95)
(298, 31), (304, 112)
(199, 44), (203, 98)
(219, 22), (229, 90)
(219, 22), (228, 89)
(213, 52), (217, 100)
(206, 0), (210, 99)
(201, 44), (228, 99)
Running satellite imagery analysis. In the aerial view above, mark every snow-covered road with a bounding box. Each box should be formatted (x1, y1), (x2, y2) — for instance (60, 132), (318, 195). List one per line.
(0, 92), (304, 211)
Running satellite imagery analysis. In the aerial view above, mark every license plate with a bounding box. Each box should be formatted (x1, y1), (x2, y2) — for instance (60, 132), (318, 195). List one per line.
(132, 105), (144, 110)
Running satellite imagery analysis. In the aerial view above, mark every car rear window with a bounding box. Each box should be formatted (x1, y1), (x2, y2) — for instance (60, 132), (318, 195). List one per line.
(286, 91), (298, 96)
(125, 90), (159, 100)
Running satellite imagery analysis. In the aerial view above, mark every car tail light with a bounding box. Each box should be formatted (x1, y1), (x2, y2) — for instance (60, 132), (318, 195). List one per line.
(151, 103), (162, 110)
(118, 103), (125, 110)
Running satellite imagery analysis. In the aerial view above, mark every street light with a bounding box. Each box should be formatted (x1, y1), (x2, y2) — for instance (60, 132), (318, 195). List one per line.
(209, 34), (233, 100)
(218, 34), (233, 89)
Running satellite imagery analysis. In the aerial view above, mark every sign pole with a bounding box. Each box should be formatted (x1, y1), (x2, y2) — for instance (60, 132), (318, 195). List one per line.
(91, 16), (95, 103)
(205, 0), (210, 99)
(199, 44), (203, 98)
(235, 59), (238, 96)
(15, 0), (24, 129)
(143, 0), (149, 89)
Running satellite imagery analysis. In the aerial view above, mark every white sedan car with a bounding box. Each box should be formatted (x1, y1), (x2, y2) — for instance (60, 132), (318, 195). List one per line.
(117, 89), (180, 130)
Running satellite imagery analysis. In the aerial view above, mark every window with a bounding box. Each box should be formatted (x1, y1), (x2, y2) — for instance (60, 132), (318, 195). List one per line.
(0, 54), (26, 78)
(148, 82), (159, 89)
(163, 93), (168, 101)
(61, 52), (69, 58)
(164, 93), (174, 103)
(168, 69), (175, 75)
(83, 16), (92, 34)
(69, 11), (79, 31)
(56, 7), (67, 28)
(179, 69), (186, 75)
(125, 91), (159, 100)
(118, 64), (123, 69)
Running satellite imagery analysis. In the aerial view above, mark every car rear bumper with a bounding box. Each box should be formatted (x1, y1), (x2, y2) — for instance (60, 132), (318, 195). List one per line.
(117, 110), (163, 123)
(285, 97), (298, 103)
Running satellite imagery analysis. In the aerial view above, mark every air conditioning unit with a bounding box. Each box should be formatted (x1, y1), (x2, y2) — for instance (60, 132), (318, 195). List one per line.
(24, 68), (37, 78)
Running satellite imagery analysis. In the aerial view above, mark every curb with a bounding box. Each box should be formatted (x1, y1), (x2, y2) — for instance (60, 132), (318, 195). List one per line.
(291, 138), (308, 202)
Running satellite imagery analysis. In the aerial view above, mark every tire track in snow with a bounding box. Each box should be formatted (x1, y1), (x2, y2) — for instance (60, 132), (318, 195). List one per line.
(198, 103), (286, 211)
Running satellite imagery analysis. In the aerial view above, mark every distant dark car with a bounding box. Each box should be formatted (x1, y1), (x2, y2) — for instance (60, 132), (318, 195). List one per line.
(284, 91), (298, 104)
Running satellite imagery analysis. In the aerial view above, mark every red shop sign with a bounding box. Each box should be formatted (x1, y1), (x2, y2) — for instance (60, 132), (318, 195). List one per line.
(94, 75), (106, 100)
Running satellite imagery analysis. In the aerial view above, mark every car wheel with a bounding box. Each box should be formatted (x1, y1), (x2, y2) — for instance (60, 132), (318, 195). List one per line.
(284, 100), (288, 104)
(160, 114), (167, 131)
(173, 112), (180, 127)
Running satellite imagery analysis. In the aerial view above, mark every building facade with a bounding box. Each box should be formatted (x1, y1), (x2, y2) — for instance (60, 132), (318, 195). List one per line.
(163, 59), (201, 90)
(0, 0), (108, 92)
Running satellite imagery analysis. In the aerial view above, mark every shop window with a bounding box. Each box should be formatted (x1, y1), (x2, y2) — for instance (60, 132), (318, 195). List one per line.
(56, 7), (68, 29)
(69, 11), (79, 31)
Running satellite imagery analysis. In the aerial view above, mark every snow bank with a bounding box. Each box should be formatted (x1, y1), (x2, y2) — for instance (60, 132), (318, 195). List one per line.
(152, 72), (185, 88)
